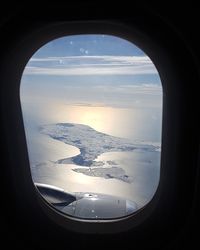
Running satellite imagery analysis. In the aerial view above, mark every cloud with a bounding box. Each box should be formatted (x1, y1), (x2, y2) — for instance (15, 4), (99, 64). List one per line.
(30, 55), (151, 64)
(91, 83), (162, 96)
(24, 56), (158, 76)
(24, 65), (156, 76)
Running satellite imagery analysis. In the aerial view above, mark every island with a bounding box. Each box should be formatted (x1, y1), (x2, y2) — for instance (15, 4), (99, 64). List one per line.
(39, 123), (158, 183)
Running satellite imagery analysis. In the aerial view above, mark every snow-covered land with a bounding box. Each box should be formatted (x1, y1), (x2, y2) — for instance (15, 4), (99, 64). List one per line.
(40, 123), (159, 183)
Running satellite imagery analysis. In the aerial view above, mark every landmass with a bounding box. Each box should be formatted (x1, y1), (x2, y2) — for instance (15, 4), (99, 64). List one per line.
(39, 123), (159, 183)
(73, 166), (134, 183)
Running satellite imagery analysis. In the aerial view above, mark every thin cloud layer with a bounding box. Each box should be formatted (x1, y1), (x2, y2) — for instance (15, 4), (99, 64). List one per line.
(24, 56), (157, 76)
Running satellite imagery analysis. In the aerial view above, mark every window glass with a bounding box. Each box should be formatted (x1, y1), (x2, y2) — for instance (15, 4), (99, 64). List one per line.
(20, 35), (162, 219)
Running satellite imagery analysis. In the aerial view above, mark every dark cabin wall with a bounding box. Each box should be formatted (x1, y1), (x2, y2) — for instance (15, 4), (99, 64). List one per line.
(0, 2), (199, 249)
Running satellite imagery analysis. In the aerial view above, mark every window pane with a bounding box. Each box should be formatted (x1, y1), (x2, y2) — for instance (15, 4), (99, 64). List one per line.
(20, 35), (162, 219)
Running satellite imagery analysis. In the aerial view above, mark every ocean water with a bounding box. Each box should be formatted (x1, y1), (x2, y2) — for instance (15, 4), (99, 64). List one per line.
(22, 103), (161, 208)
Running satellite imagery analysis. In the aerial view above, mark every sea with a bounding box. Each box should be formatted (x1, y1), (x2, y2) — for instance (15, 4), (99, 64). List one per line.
(21, 102), (162, 209)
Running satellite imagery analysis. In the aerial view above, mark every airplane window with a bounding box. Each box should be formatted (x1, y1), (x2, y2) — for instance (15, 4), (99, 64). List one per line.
(20, 34), (162, 220)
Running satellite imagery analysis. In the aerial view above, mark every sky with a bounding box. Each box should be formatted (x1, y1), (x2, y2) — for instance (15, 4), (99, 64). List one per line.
(21, 34), (162, 110)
